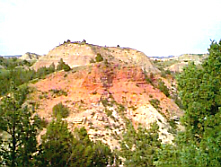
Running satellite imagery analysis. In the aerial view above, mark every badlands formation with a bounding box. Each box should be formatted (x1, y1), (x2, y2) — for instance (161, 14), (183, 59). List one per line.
(30, 41), (183, 149)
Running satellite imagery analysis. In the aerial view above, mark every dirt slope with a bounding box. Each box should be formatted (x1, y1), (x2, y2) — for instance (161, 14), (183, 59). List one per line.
(29, 61), (182, 149)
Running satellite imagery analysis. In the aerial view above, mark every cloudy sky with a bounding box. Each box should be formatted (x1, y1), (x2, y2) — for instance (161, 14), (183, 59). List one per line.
(0, 0), (221, 56)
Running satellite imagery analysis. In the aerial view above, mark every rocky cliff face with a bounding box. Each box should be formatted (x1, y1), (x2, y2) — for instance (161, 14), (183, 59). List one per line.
(32, 41), (159, 73)
(29, 61), (182, 149)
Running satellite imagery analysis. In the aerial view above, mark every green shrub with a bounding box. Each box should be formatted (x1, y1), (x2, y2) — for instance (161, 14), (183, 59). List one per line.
(63, 64), (71, 72)
(149, 99), (160, 109)
(117, 104), (125, 113)
(50, 89), (68, 96)
(57, 58), (71, 71)
(144, 71), (153, 85)
(101, 98), (111, 107)
(160, 70), (167, 78)
(95, 53), (103, 62)
(158, 80), (170, 97)
(52, 102), (69, 118)
(105, 108), (112, 117)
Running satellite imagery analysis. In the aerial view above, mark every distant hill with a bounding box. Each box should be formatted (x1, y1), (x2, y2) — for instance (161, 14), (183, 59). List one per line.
(2, 55), (22, 58)
(151, 53), (209, 73)
(32, 40), (160, 73)
(19, 52), (41, 61)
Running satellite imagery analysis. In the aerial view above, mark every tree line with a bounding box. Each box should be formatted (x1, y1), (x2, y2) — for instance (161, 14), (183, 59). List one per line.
(0, 58), (70, 96)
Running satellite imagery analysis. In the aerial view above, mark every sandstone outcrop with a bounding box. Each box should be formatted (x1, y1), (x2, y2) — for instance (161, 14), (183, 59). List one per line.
(32, 41), (159, 73)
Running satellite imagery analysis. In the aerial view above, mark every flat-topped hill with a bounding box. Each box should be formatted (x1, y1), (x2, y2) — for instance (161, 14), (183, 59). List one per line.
(32, 41), (159, 73)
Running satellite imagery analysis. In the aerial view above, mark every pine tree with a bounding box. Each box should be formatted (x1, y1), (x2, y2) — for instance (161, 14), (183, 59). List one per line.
(0, 84), (41, 167)
(120, 122), (161, 167)
(156, 40), (221, 167)
(37, 119), (73, 167)
(37, 120), (115, 167)
(56, 58), (71, 71)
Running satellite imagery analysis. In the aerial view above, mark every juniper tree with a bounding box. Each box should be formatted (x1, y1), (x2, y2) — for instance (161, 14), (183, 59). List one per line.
(0, 85), (41, 167)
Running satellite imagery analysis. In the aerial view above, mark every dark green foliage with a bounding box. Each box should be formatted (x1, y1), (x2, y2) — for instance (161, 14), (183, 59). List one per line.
(0, 58), (56, 96)
(63, 64), (71, 71)
(105, 108), (112, 117)
(158, 80), (170, 97)
(37, 119), (115, 167)
(57, 58), (71, 71)
(56, 58), (64, 71)
(177, 41), (221, 139)
(37, 119), (73, 167)
(149, 99), (161, 109)
(50, 89), (68, 96)
(117, 103), (125, 113)
(0, 57), (32, 69)
(95, 53), (103, 62)
(144, 71), (153, 85)
(156, 40), (221, 167)
(101, 98), (113, 107)
(52, 102), (70, 118)
(48, 62), (55, 73)
(0, 85), (41, 167)
(160, 69), (171, 78)
(173, 94), (184, 109)
(73, 127), (115, 167)
(120, 122), (161, 167)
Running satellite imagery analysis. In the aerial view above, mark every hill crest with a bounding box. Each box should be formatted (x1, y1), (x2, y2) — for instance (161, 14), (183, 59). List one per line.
(32, 41), (159, 73)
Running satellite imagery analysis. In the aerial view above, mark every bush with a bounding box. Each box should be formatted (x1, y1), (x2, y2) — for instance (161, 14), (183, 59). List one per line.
(63, 64), (71, 71)
(95, 53), (103, 62)
(158, 80), (170, 97)
(52, 102), (69, 118)
(105, 108), (112, 117)
(50, 89), (68, 96)
(149, 99), (160, 109)
(57, 58), (71, 71)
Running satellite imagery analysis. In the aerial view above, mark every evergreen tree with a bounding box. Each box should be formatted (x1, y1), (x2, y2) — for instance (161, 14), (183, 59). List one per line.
(48, 63), (55, 73)
(37, 119), (73, 167)
(37, 119), (115, 167)
(52, 102), (69, 118)
(0, 84), (41, 167)
(156, 40), (221, 167)
(95, 53), (103, 62)
(120, 122), (161, 167)
(177, 40), (221, 140)
(56, 58), (71, 71)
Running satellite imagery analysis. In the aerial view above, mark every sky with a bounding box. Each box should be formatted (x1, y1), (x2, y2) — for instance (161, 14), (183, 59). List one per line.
(0, 0), (221, 57)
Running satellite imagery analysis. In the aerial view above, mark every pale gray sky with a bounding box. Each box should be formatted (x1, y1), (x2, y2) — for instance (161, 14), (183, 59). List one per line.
(0, 0), (221, 56)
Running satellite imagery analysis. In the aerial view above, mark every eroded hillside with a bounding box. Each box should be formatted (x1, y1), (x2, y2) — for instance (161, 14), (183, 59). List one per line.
(29, 61), (182, 149)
